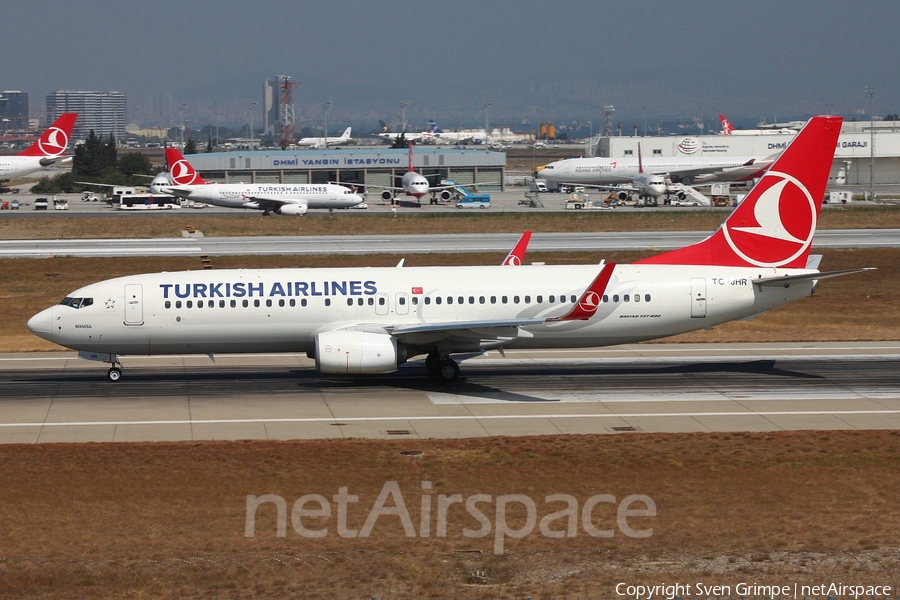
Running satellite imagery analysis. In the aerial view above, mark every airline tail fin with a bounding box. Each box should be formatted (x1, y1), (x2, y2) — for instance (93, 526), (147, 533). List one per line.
(379, 120), (388, 132)
(341, 127), (352, 139)
(19, 113), (78, 158)
(429, 119), (444, 133)
(636, 115), (843, 269)
(165, 147), (209, 186)
(502, 231), (532, 266)
(719, 114), (734, 135)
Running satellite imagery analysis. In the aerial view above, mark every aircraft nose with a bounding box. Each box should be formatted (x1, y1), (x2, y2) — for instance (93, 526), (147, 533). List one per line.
(27, 307), (54, 341)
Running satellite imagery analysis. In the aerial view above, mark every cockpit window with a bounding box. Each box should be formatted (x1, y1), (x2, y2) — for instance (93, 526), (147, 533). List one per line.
(58, 297), (93, 309)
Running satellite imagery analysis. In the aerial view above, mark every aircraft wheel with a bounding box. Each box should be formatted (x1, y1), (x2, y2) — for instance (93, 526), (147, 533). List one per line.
(107, 367), (122, 382)
(437, 358), (460, 382)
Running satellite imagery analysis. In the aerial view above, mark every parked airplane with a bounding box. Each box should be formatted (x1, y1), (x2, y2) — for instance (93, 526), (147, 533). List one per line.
(424, 120), (474, 144)
(296, 127), (353, 148)
(536, 149), (773, 187)
(357, 143), (494, 203)
(377, 120), (422, 144)
(160, 148), (364, 214)
(28, 116), (870, 383)
(565, 145), (710, 204)
(0, 113), (78, 180)
(719, 114), (798, 136)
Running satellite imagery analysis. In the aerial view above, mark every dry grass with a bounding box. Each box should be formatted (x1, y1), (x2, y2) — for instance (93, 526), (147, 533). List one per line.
(2, 431), (899, 596)
(1, 204), (899, 239)
(5, 248), (896, 352)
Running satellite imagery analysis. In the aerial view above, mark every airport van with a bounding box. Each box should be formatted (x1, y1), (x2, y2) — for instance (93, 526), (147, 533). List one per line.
(33, 198), (48, 210)
(456, 196), (491, 209)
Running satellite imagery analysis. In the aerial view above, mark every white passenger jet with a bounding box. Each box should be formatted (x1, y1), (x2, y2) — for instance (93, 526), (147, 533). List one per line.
(28, 116), (871, 382)
(424, 120), (474, 144)
(0, 113), (78, 180)
(536, 149), (773, 187)
(159, 148), (364, 214)
(359, 143), (495, 203)
(296, 127), (353, 148)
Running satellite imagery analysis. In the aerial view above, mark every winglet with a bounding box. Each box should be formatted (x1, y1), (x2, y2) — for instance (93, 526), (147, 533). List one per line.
(549, 262), (615, 321)
(19, 113), (77, 157)
(502, 231), (532, 266)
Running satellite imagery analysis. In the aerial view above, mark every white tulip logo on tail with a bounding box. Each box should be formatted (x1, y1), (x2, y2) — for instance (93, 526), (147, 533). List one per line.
(170, 160), (199, 185)
(37, 127), (69, 157)
(722, 171), (816, 267)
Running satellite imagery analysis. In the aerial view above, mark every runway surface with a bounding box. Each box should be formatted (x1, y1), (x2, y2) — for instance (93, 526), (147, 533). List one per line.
(1, 229), (898, 258)
(1, 342), (898, 444)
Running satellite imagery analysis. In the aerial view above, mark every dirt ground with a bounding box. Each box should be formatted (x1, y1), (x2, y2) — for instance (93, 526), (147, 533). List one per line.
(2, 432), (899, 596)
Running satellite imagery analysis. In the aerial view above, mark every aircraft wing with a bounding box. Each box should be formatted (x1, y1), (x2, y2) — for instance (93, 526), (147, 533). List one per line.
(242, 195), (308, 211)
(40, 156), (73, 167)
(752, 268), (875, 287)
(430, 181), (500, 191)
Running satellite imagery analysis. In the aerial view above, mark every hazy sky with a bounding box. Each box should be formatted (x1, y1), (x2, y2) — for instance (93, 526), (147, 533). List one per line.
(5, 0), (899, 129)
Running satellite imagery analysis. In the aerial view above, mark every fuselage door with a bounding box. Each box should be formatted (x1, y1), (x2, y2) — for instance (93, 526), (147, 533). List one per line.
(690, 277), (707, 318)
(395, 292), (409, 315)
(375, 293), (389, 316)
(124, 283), (144, 325)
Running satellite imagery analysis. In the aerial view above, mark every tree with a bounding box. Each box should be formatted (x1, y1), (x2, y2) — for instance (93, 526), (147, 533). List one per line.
(184, 137), (198, 155)
(118, 152), (154, 177)
(390, 132), (408, 149)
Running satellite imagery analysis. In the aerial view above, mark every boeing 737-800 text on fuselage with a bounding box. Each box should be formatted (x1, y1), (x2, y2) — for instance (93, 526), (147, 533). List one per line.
(28, 116), (869, 382)
(161, 148), (363, 214)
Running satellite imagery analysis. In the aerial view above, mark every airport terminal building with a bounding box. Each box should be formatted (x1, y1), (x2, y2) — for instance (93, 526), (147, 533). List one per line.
(598, 122), (900, 185)
(180, 147), (506, 189)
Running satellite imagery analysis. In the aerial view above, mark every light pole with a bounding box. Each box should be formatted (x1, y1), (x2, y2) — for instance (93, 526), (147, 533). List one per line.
(587, 121), (593, 157)
(866, 86), (875, 200)
(322, 101), (331, 148)
(399, 100), (409, 133)
(178, 103), (187, 148)
(248, 102), (257, 150)
(483, 99), (492, 144)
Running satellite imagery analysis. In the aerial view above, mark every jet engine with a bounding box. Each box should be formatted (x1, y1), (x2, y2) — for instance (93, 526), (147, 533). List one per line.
(381, 190), (394, 201)
(439, 189), (453, 201)
(315, 330), (406, 375)
(615, 191), (630, 202)
(275, 203), (308, 216)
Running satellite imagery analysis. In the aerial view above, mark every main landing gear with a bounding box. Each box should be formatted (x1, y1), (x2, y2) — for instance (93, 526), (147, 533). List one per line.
(107, 356), (124, 382)
(425, 352), (460, 382)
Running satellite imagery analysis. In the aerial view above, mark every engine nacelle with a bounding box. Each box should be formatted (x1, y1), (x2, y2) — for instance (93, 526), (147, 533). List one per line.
(616, 191), (630, 201)
(315, 330), (405, 375)
(675, 190), (687, 200)
(275, 203), (308, 216)
(381, 190), (394, 201)
(439, 189), (453, 201)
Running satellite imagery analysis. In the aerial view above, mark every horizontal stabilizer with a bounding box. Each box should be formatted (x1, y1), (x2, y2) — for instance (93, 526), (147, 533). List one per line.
(752, 267), (875, 287)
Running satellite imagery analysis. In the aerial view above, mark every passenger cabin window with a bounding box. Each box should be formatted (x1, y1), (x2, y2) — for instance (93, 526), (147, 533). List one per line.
(645, 294), (651, 302)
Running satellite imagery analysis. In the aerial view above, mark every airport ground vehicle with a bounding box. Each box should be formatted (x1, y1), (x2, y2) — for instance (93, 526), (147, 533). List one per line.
(565, 192), (614, 210)
(10, 199), (19, 209)
(456, 196), (491, 208)
(33, 198), (48, 210)
(0, 201), (8, 209)
(53, 198), (69, 210)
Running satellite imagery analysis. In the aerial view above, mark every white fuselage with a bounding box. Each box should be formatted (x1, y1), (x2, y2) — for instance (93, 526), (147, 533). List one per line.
(537, 155), (767, 185)
(28, 264), (814, 359)
(400, 171), (431, 198)
(168, 183), (363, 210)
(0, 155), (69, 179)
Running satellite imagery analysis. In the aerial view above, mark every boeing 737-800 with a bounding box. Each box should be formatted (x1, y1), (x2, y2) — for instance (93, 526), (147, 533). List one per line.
(161, 148), (363, 214)
(28, 116), (869, 382)
(0, 113), (78, 180)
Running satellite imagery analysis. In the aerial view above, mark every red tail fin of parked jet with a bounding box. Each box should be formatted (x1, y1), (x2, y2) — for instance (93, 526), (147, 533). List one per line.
(719, 114), (734, 135)
(637, 115), (842, 269)
(165, 147), (209, 186)
(18, 113), (77, 158)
